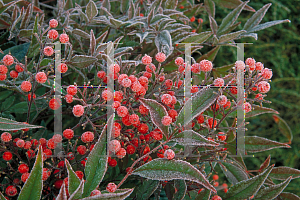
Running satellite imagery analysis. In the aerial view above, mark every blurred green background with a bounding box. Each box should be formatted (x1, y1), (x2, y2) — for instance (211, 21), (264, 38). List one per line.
(207, 0), (300, 195)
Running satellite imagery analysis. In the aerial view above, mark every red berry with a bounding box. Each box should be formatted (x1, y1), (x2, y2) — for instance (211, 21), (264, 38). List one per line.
(106, 183), (117, 193)
(217, 95), (227, 106)
(207, 118), (217, 129)
(244, 102), (252, 113)
(108, 158), (117, 167)
(75, 171), (84, 179)
(255, 62), (264, 71)
(117, 106), (128, 117)
(1, 132), (12, 142)
(151, 130), (163, 141)
(200, 59), (213, 72)
(15, 64), (24, 72)
(212, 174), (219, 180)
(257, 81), (270, 93)
(2, 55), (14, 66)
(0, 74), (6, 81)
(5, 185), (17, 197)
(81, 131), (94, 143)
(65, 94), (73, 103)
(9, 70), (18, 78)
(245, 58), (256, 71)
(49, 98), (61, 110)
(21, 81), (32, 92)
(162, 116), (172, 126)
(48, 29), (58, 40)
(155, 52), (166, 63)
(47, 139), (56, 149)
(191, 63), (200, 73)
(102, 90), (113, 101)
(77, 145), (87, 155)
(18, 164), (29, 174)
(218, 132), (226, 141)
(90, 189), (101, 196)
(214, 78), (224, 87)
(157, 149), (165, 158)
(164, 79), (173, 89)
(261, 68), (273, 79)
(175, 57), (184, 66)
(58, 63), (68, 73)
(116, 148), (126, 159)
(109, 64), (120, 73)
(230, 87), (238, 95)
(67, 85), (77, 95)
(27, 93), (36, 101)
(97, 71), (106, 79)
(213, 182), (219, 187)
(54, 179), (63, 189)
(142, 55), (152, 65)
(59, 33), (69, 43)
(196, 114), (204, 124)
(212, 195), (222, 200)
(21, 172), (30, 183)
(161, 94), (172, 105)
(73, 104), (84, 117)
(49, 19), (58, 28)
(190, 16), (195, 22)
(129, 114), (140, 125)
(126, 145), (136, 155)
(16, 139), (25, 148)
(43, 46), (54, 56)
(24, 141), (32, 149)
(164, 149), (175, 160)
(109, 140), (121, 153)
(235, 60), (245, 70)
(138, 123), (149, 134)
(3, 151), (12, 161)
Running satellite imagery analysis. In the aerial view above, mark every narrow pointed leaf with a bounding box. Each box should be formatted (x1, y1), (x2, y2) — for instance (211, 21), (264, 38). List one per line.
(172, 130), (220, 146)
(139, 98), (169, 137)
(244, 3), (272, 31)
(204, 0), (215, 18)
(196, 46), (220, 62)
(220, 159), (249, 185)
(0, 117), (43, 131)
(68, 55), (97, 69)
(56, 183), (67, 200)
(96, 30), (108, 44)
(218, 30), (246, 43)
(82, 115), (113, 197)
(132, 158), (217, 193)
(73, 29), (90, 39)
(223, 165), (274, 200)
(209, 16), (218, 35)
(18, 146), (43, 200)
(65, 159), (81, 195)
(173, 179), (186, 200)
(259, 155), (271, 172)
(245, 105), (279, 118)
(269, 167), (300, 180)
(279, 192), (300, 200)
(248, 19), (290, 33)
(176, 87), (219, 127)
(182, 31), (212, 43)
(86, 0), (98, 21)
(136, 179), (159, 199)
(80, 188), (134, 200)
(245, 136), (290, 153)
(255, 176), (292, 200)
(217, 1), (249, 35)
(273, 115), (293, 144)
(0, 192), (6, 200)
(90, 29), (96, 56)
(69, 180), (84, 200)
(212, 0), (255, 12)
(225, 118), (237, 143)
(165, 0), (178, 10)
(238, 33), (257, 40)
(155, 30), (173, 56)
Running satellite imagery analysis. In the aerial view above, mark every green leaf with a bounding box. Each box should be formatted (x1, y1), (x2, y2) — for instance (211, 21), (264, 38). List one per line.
(176, 87), (219, 127)
(86, 0), (98, 21)
(196, 46), (220, 62)
(223, 165), (274, 200)
(238, 33), (257, 40)
(173, 179), (186, 200)
(254, 176), (292, 200)
(245, 105), (279, 118)
(218, 30), (246, 43)
(182, 31), (213, 43)
(0, 42), (30, 63)
(132, 158), (217, 193)
(82, 115), (113, 197)
(1, 96), (15, 111)
(121, 0), (130, 13)
(0, 90), (13, 101)
(135, 179), (159, 199)
(212, 0), (255, 12)
(9, 102), (35, 114)
(65, 160), (81, 196)
(243, 3), (272, 31)
(269, 167), (300, 180)
(217, 1), (249, 35)
(69, 180), (84, 200)
(195, 189), (211, 200)
(248, 19), (290, 33)
(0, 191), (6, 200)
(171, 130), (220, 146)
(0, 117), (43, 131)
(273, 115), (293, 144)
(73, 29), (90, 39)
(18, 146), (43, 200)
(80, 188), (134, 200)
(209, 16), (218, 35)
(220, 159), (249, 185)
(155, 30), (173, 57)
(225, 118), (236, 143)
(40, 58), (52, 67)
(0, 1), (15, 15)
(165, 0), (178, 10)
(56, 182), (67, 200)
(68, 55), (97, 69)
(258, 155), (271, 172)
(27, 14), (39, 58)
(146, 0), (162, 15)
(109, 18), (128, 28)
(279, 192), (300, 200)
(139, 98), (169, 137)
(244, 136), (290, 153)
(204, 0), (215, 18)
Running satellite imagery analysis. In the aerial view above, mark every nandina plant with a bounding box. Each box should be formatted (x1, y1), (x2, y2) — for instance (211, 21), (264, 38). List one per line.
(0, 0), (296, 200)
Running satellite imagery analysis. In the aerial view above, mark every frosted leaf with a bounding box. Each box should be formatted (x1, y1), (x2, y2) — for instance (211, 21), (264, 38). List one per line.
(171, 130), (220, 146)
(80, 188), (134, 200)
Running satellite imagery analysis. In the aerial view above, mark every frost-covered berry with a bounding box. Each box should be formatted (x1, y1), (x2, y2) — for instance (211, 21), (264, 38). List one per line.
(196, 114), (204, 124)
(5, 185), (17, 197)
(116, 147), (126, 159)
(59, 33), (69, 43)
(109, 140), (121, 153)
(126, 145), (136, 155)
(48, 29), (58, 40)
(47, 139), (56, 149)
(21, 172), (30, 182)
(10, 70), (18, 78)
(131, 81), (142, 92)
(138, 76), (148, 86)
(129, 114), (140, 125)
(121, 78), (132, 87)
(200, 59), (213, 72)
(0, 65), (8, 74)
(1, 132), (12, 142)
(218, 132), (226, 141)
(15, 64), (24, 72)
(175, 57), (184, 66)
(49, 98), (61, 110)
(168, 109), (178, 120)
(158, 75), (165, 82)
(162, 116), (172, 126)
(42, 168), (51, 181)
(49, 19), (58, 28)
(164, 149), (175, 160)
(63, 129), (74, 139)
(261, 68), (273, 79)
(178, 64), (185, 73)
(117, 106), (128, 117)
(18, 164), (29, 174)
(21, 81), (32, 92)
(244, 102), (252, 113)
(161, 94), (172, 105)
(257, 81), (270, 93)
(138, 123), (149, 134)
(35, 72), (47, 83)
(65, 94), (73, 103)
(97, 71), (106, 79)
(16, 139), (25, 148)
(142, 55), (152, 65)
(213, 78), (224, 87)
(3, 55), (14, 66)
(212, 195), (222, 200)
(102, 89), (113, 101)
(73, 105), (84, 117)
(3, 151), (12, 161)
(106, 183), (117, 193)
(108, 158), (117, 167)
(207, 118), (217, 129)
(235, 60), (245, 70)
(139, 104), (149, 115)
(164, 79), (173, 89)
(230, 86), (237, 95)
(146, 63), (156, 73)
(0, 74), (6, 81)
(77, 145), (87, 155)
(58, 63), (68, 73)
(217, 95), (227, 106)
(67, 85), (77, 95)
(91, 189), (101, 196)
(155, 52), (166, 63)
(191, 85), (199, 93)
(255, 62), (264, 71)
(191, 63), (201, 73)
(255, 93), (263, 100)
(174, 80), (183, 88)
(52, 134), (62, 143)
(245, 58), (256, 71)
(109, 64), (120, 74)
(43, 46), (54, 56)
(81, 131), (94, 143)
